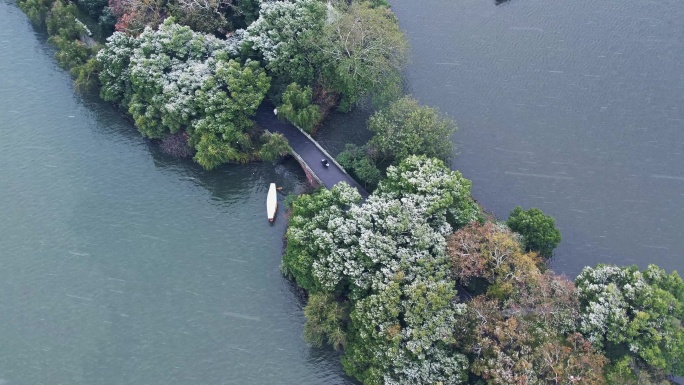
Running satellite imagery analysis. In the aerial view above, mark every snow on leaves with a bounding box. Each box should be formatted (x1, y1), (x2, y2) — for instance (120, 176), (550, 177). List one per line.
(97, 18), (270, 169)
(576, 264), (684, 375)
(284, 156), (477, 385)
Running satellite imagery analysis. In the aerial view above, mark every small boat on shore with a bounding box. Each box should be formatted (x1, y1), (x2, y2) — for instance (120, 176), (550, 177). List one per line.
(267, 183), (277, 222)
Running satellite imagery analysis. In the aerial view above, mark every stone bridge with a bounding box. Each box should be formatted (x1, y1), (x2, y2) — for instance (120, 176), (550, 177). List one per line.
(255, 103), (369, 200)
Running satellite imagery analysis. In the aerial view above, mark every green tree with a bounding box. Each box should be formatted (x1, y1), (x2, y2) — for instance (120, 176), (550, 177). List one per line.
(259, 132), (290, 163)
(336, 144), (382, 191)
(77, 0), (108, 19)
(303, 292), (350, 350)
(190, 58), (271, 169)
(368, 96), (457, 164)
(341, 195), (470, 385)
(49, 34), (91, 70)
(321, 1), (408, 111)
(46, 0), (83, 38)
(43, 0), (103, 90)
(72, 56), (101, 92)
(606, 356), (672, 385)
(363, 0), (390, 7)
(17, 0), (55, 26)
(282, 183), (361, 293)
(125, 19), (229, 138)
(506, 206), (561, 259)
(98, 20), (270, 170)
(234, 0), (261, 26)
(278, 83), (323, 133)
(98, 6), (116, 33)
(576, 264), (684, 377)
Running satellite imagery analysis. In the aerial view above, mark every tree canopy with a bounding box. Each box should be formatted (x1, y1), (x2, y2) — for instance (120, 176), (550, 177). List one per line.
(243, 0), (326, 87)
(369, 96), (457, 164)
(448, 221), (607, 385)
(242, 0), (408, 111)
(320, 1), (408, 111)
(98, 19), (270, 169)
(277, 83), (323, 133)
(576, 264), (684, 377)
(258, 132), (291, 163)
(336, 144), (382, 191)
(506, 206), (561, 259)
(377, 155), (480, 228)
(283, 156), (481, 385)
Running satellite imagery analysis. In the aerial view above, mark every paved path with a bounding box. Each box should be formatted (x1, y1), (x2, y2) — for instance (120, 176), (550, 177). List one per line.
(255, 102), (369, 200)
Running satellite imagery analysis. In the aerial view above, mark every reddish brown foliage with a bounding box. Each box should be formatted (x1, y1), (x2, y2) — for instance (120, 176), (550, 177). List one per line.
(449, 221), (605, 384)
(109, 0), (165, 34)
(447, 221), (540, 291)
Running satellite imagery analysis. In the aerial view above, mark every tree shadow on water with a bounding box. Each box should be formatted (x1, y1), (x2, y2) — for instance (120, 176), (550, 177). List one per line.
(148, 144), (310, 205)
(79, 86), (310, 209)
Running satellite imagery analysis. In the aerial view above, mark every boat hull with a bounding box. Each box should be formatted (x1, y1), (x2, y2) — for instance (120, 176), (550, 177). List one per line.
(267, 183), (277, 222)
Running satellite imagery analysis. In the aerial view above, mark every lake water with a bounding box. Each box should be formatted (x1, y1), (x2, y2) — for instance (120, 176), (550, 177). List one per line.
(384, 0), (684, 277)
(0, 3), (353, 384)
(2, 0), (683, 383)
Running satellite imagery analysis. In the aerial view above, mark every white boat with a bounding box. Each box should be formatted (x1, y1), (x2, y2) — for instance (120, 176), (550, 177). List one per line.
(267, 183), (278, 222)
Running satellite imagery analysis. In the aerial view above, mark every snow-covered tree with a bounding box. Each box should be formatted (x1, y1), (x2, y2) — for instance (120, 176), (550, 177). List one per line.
(97, 32), (139, 107)
(336, 197), (469, 385)
(242, 0), (326, 86)
(576, 264), (684, 376)
(190, 58), (270, 168)
(282, 183), (362, 293)
(125, 19), (227, 138)
(98, 19), (270, 169)
(282, 156), (480, 385)
(377, 155), (480, 228)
